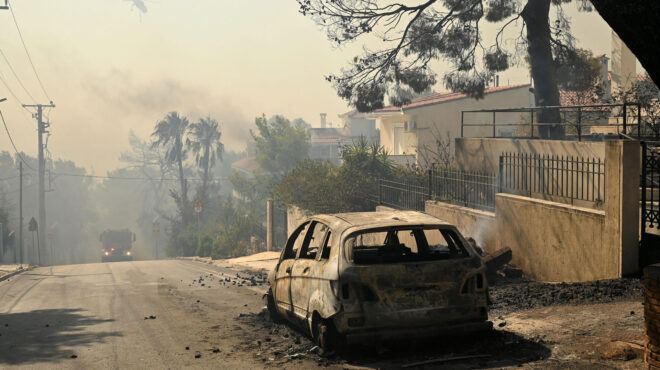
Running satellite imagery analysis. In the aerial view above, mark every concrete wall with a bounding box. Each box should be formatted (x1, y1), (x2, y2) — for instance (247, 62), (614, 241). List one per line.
(495, 194), (610, 282)
(423, 139), (641, 283)
(455, 138), (606, 174)
(425, 201), (497, 253)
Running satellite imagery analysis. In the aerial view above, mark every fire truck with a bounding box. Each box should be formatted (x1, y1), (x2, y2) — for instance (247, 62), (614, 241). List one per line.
(100, 229), (135, 262)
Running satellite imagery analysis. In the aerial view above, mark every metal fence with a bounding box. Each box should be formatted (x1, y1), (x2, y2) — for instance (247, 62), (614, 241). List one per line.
(378, 178), (428, 211)
(377, 169), (497, 212)
(377, 151), (606, 212)
(430, 169), (497, 211)
(460, 103), (642, 141)
(499, 152), (605, 204)
(642, 142), (660, 231)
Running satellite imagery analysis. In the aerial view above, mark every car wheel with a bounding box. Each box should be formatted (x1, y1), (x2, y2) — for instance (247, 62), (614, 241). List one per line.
(266, 289), (283, 324)
(313, 314), (338, 356)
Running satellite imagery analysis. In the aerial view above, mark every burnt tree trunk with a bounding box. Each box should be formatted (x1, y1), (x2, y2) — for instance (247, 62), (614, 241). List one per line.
(522, 0), (563, 139)
(589, 1), (660, 89)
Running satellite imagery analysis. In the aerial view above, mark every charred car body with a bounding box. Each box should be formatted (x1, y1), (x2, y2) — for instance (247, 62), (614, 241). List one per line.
(266, 211), (491, 350)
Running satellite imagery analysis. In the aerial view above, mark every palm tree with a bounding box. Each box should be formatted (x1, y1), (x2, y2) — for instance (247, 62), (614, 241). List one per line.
(186, 116), (224, 204)
(151, 112), (190, 223)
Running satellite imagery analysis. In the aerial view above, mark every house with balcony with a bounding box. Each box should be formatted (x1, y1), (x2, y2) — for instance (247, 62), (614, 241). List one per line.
(362, 84), (535, 166)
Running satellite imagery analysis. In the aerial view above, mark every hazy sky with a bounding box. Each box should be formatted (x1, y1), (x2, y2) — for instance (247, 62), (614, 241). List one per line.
(0, 1), (624, 173)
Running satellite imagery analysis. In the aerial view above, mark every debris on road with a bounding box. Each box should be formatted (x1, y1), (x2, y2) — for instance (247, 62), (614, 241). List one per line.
(483, 247), (512, 278)
(489, 278), (642, 315)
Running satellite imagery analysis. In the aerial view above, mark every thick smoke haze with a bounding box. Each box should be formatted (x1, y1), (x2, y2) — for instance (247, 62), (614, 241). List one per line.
(0, 1), (617, 175)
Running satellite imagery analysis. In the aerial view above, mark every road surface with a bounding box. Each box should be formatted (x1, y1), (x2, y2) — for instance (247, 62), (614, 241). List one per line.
(0, 259), (647, 369)
(0, 260), (270, 369)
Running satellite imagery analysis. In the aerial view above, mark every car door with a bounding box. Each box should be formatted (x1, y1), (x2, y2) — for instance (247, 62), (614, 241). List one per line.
(290, 221), (329, 320)
(274, 221), (310, 316)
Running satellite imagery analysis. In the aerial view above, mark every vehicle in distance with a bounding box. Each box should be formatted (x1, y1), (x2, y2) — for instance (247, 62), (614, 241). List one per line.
(100, 229), (135, 262)
(266, 210), (491, 351)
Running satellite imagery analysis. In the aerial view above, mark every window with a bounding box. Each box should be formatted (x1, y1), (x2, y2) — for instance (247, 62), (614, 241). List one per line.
(424, 229), (469, 258)
(300, 222), (328, 259)
(283, 222), (309, 260)
(346, 226), (469, 264)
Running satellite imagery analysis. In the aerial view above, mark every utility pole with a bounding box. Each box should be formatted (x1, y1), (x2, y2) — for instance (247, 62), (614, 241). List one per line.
(23, 102), (54, 263)
(18, 161), (23, 266)
(266, 199), (273, 252)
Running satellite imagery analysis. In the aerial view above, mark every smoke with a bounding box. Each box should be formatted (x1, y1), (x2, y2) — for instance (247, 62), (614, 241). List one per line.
(61, 68), (253, 172)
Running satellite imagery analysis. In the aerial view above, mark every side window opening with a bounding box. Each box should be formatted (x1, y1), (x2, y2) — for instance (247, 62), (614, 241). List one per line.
(441, 230), (470, 258)
(300, 222), (328, 260)
(283, 222), (309, 260)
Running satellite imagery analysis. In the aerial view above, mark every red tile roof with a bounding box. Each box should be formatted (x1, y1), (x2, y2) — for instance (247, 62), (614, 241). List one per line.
(231, 157), (259, 173)
(338, 110), (369, 119)
(607, 71), (648, 82)
(371, 84), (530, 113)
(559, 89), (610, 111)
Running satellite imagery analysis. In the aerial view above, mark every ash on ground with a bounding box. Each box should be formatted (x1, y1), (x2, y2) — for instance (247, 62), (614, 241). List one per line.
(235, 310), (339, 367)
(489, 274), (642, 316)
(236, 310), (550, 368)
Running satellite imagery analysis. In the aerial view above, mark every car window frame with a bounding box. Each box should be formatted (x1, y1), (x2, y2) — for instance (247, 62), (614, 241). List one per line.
(317, 229), (333, 261)
(281, 221), (310, 262)
(297, 220), (329, 260)
(343, 225), (473, 263)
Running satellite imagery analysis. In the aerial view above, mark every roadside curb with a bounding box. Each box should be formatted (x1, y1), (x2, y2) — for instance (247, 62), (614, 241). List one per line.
(0, 266), (33, 282)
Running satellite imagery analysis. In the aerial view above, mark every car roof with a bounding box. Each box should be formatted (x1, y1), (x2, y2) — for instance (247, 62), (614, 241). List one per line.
(311, 210), (452, 232)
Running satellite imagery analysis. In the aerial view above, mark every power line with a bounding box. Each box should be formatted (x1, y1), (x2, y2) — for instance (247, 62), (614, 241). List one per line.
(0, 48), (36, 104)
(0, 109), (35, 171)
(8, 0), (52, 103)
(0, 68), (25, 107)
(0, 69), (36, 118)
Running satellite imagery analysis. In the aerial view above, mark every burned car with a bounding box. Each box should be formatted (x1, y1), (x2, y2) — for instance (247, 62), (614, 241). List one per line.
(266, 210), (491, 351)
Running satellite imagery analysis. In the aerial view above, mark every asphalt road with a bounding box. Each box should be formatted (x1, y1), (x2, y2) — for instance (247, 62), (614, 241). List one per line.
(0, 259), (269, 369)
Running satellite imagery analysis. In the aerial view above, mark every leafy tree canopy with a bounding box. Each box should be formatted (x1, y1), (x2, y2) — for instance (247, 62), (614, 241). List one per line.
(298, 0), (592, 128)
(613, 74), (660, 139)
(555, 48), (601, 92)
(251, 114), (311, 177)
(277, 139), (396, 213)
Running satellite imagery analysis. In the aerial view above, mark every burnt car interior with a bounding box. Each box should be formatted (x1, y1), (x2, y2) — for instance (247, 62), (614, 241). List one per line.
(347, 227), (470, 264)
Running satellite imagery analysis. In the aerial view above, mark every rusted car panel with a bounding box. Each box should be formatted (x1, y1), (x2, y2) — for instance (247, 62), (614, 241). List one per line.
(267, 210), (490, 347)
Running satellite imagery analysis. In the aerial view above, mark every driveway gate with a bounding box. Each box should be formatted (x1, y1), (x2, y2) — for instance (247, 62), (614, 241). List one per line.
(641, 141), (660, 266)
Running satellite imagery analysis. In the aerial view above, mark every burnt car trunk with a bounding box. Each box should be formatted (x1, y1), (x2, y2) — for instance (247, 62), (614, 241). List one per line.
(336, 257), (488, 333)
